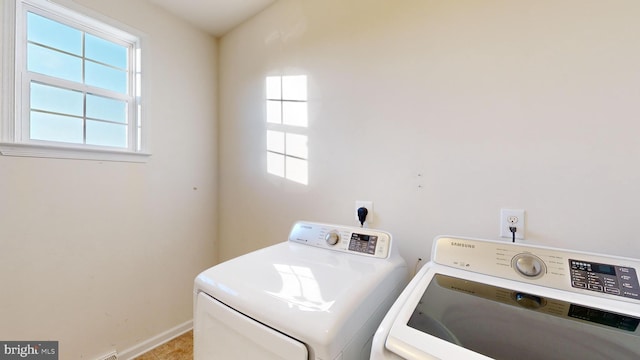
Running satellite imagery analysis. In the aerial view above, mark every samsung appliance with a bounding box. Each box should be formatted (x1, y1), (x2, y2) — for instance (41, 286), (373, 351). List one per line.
(371, 236), (640, 360)
(195, 221), (408, 360)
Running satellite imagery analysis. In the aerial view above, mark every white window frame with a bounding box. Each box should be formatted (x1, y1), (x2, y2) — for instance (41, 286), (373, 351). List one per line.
(0, 0), (149, 162)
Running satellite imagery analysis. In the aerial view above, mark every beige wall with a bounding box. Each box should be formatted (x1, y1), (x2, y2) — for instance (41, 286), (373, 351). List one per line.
(0, 0), (217, 358)
(218, 0), (640, 265)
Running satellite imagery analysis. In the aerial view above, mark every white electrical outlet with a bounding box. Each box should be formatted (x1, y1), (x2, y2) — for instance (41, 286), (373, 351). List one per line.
(355, 201), (373, 225)
(500, 208), (525, 240)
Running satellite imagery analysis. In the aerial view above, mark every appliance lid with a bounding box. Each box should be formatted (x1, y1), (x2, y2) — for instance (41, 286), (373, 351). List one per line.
(195, 241), (405, 350)
(385, 265), (640, 360)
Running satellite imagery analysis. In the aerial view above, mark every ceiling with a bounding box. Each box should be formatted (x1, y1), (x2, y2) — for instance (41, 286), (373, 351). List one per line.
(148, 0), (276, 37)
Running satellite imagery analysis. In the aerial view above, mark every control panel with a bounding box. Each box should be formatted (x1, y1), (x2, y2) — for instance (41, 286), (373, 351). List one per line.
(569, 260), (640, 300)
(432, 236), (640, 303)
(288, 221), (391, 259)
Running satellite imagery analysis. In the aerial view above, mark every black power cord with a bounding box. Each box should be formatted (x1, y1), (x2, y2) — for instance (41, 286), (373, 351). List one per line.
(357, 207), (368, 227)
(509, 226), (517, 243)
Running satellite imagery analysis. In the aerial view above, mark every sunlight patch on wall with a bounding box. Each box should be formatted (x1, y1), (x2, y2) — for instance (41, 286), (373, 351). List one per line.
(266, 75), (308, 185)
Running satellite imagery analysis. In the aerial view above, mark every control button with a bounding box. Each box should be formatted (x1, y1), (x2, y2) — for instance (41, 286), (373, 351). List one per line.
(512, 253), (546, 278)
(324, 231), (340, 246)
(605, 288), (621, 295)
(588, 284), (603, 291)
(572, 281), (587, 288)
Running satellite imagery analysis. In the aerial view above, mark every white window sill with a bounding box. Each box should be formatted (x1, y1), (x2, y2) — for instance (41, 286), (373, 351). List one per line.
(0, 142), (151, 163)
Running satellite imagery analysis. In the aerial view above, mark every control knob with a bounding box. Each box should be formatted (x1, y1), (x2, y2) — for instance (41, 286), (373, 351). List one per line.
(512, 253), (545, 278)
(325, 231), (340, 246)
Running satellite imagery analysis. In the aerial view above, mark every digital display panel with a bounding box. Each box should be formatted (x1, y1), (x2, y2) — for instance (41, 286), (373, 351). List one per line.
(570, 259), (616, 275)
(348, 233), (377, 255)
(358, 234), (371, 242)
(593, 263), (616, 275)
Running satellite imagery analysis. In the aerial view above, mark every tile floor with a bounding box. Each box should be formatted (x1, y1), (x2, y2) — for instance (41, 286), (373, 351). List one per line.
(133, 330), (193, 360)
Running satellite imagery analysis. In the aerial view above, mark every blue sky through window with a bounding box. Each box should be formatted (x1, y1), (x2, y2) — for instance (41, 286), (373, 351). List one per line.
(31, 82), (83, 116)
(26, 10), (130, 148)
(86, 95), (127, 123)
(27, 12), (81, 55)
(86, 33), (127, 69)
(27, 43), (83, 83)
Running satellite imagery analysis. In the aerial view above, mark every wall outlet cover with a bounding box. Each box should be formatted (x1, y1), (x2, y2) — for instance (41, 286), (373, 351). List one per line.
(355, 200), (373, 225)
(500, 208), (525, 240)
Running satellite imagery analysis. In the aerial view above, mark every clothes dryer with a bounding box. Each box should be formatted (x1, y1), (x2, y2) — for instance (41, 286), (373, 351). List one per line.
(194, 221), (408, 360)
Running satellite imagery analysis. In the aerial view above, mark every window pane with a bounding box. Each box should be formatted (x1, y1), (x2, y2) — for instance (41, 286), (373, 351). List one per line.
(27, 12), (81, 55)
(86, 61), (127, 94)
(286, 133), (308, 159)
(267, 130), (285, 153)
(28, 43), (82, 82)
(267, 152), (285, 177)
(282, 75), (307, 101)
(86, 120), (127, 148)
(286, 157), (308, 185)
(31, 82), (83, 117)
(86, 33), (127, 69)
(30, 111), (83, 143)
(87, 94), (127, 123)
(266, 76), (281, 99)
(266, 100), (282, 124)
(282, 101), (308, 127)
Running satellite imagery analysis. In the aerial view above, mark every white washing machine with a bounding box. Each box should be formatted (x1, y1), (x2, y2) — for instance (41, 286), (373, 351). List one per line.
(194, 221), (408, 360)
(371, 236), (640, 359)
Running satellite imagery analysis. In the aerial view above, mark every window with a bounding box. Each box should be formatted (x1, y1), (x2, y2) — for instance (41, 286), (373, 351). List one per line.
(1, 0), (147, 162)
(266, 75), (308, 185)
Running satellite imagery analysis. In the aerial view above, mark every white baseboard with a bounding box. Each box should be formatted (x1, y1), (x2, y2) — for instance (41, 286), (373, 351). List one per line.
(118, 319), (193, 360)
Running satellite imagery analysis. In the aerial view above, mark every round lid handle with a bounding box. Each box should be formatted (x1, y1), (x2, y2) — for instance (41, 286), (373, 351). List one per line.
(515, 292), (544, 309)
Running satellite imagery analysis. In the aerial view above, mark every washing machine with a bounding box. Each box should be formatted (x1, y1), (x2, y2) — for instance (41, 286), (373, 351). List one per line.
(371, 236), (640, 359)
(194, 221), (408, 360)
